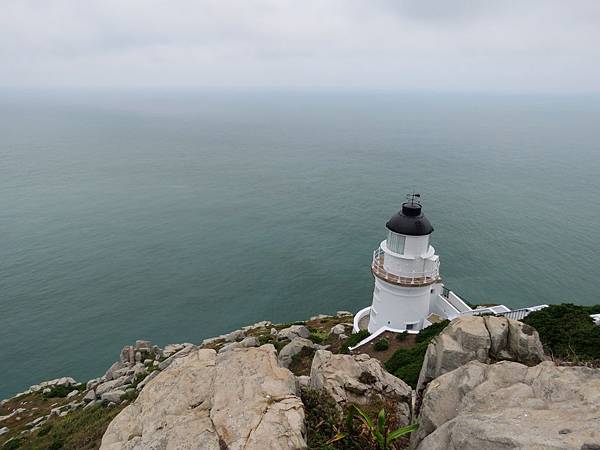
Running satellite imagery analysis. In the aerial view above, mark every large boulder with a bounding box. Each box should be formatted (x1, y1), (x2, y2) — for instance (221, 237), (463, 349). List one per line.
(277, 325), (310, 341)
(416, 316), (545, 397)
(100, 345), (306, 450)
(309, 350), (411, 426)
(412, 360), (600, 450)
(278, 337), (316, 368)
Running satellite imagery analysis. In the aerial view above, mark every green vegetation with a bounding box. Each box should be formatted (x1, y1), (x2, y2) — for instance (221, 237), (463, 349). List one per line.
(3, 404), (124, 450)
(395, 332), (408, 342)
(257, 334), (286, 351)
(340, 330), (370, 354)
(522, 303), (600, 361)
(373, 338), (389, 352)
(308, 329), (328, 344)
(2, 439), (22, 450)
(330, 405), (417, 450)
(288, 346), (316, 376)
(42, 384), (83, 399)
(301, 388), (416, 450)
(384, 321), (449, 388)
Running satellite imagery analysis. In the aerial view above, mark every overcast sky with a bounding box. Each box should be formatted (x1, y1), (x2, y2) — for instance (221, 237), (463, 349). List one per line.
(2, 0), (600, 92)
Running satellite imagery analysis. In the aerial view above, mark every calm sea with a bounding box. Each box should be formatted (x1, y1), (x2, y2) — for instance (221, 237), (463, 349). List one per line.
(1, 90), (599, 398)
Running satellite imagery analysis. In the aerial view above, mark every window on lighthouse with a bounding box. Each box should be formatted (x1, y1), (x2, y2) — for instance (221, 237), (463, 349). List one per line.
(387, 231), (405, 254)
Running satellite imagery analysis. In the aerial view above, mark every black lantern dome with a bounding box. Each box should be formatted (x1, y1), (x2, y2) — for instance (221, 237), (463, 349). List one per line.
(385, 199), (434, 236)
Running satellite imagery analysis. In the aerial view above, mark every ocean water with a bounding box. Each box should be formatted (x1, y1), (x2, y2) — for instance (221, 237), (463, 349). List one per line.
(1, 90), (599, 398)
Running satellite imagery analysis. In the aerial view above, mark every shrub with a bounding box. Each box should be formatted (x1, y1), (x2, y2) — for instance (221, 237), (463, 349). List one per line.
(43, 385), (74, 398)
(2, 439), (22, 450)
(340, 330), (370, 354)
(522, 303), (600, 361)
(373, 338), (389, 352)
(300, 388), (341, 449)
(385, 321), (449, 388)
(308, 329), (328, 344)
(396, 331), (408, 342)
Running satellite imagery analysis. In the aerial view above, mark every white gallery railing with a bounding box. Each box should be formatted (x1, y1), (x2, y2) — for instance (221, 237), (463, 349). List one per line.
(371, 247), (440, 286)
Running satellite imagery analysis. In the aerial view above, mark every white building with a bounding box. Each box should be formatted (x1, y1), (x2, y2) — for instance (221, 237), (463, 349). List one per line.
(353, 197), (548, 339)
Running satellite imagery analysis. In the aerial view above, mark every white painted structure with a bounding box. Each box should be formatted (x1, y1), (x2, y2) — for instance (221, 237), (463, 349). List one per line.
(353, 199), (550, 341)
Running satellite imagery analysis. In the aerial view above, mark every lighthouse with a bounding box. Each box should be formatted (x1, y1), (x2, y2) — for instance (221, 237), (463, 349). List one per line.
(367, 195), (441, 332)
(352, 195), (550, 343)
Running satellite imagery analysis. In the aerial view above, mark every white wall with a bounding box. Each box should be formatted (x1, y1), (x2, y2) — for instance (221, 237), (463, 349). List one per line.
(403, 234), (430, 257)
(368, 278), (431, 332)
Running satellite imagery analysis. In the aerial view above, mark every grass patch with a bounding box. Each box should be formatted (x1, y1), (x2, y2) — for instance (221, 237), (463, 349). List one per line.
(42, 385), (79, 399)
(396, 331), (408, 342)
(385, 321), (449, 388)
(11, 404), (125, 450)
(523, 303), (600, 361)
(288, 346), (316, 376)
(257, 334), (286, 351)
(308, 329), (328, 345)
(373, 338), (389, 352)
(340, 330), (370, 354)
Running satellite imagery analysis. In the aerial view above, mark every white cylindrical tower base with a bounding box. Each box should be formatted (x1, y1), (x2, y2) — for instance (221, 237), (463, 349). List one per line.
(368, 278), (432, 332)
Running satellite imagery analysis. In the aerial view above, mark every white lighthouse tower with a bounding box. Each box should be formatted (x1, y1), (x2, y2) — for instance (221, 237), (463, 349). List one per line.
(352, 196), (551, 342)
(367, 195), (440, 332)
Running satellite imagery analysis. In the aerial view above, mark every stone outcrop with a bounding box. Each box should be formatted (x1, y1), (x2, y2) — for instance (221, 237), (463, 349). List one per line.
(416, 316), (545, 397)
(277, 325), (310, 341)
(218, 336), (260, 353)
(412, 360), (600, 450)
(309, 350), (411, 425)
(28, 377), (77, 393)
(100, 345), (306, 450)
(278, 337), (316, 368)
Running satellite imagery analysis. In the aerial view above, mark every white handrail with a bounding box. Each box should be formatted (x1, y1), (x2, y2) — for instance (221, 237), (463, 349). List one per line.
(371, 248), (439, 285)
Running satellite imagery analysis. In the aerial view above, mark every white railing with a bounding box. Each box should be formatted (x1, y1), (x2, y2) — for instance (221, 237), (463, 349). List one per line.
(371, 248), (440, 286)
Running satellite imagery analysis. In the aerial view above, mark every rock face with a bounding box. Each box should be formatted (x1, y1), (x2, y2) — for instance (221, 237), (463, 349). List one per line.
(416, 316), (545, 396)
(278, 337), (316, 368)
(277, 325), (310, 341)
(100, 345), (306, 450)
(412, 360), (600, 450)
(309, 350), (411, 425)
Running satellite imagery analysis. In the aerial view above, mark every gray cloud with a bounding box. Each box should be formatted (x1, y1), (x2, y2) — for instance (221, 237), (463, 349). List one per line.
(1, 0), (599, 91)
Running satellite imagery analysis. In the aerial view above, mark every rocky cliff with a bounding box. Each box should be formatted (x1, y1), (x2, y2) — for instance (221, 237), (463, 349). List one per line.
(2, 312), (599, 450)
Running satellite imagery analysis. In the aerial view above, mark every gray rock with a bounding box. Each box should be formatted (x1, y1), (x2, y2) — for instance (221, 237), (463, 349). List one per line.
(277, 325), (310, 341)
(412, 360), (600, 450)
(86, 377), (104, 390)
(134, 340), (152, 352)
(96, 375), (133, 396)
(42, 388), (51, 394)
(157, 344), (196, 371)
(296, 375), (310, 388)
(336, 311), (353, 317)
(101, 390), (125, 404)
(416, 316), (546, 398)
(219, 336), (260, 353)
(338, 333), (348, 340)
(100, 345), (306, 450)
(241, 320), (272, 331)
(0, 427), (9, 436)
(329, 324), (348, 335)
(135, 370), (159, 392)
(83, 389), (96, 403)
(309, 314), (331, 321)
(66, 389), (79, 398)
(30, 377), (77, 392)
(162, 344), (185, 358)
(310, 350), (412, 425)
(278, 337), (316, 368)
(84, 400), (97, 409)
(270, 327), (278, 335)
(104, 361), (130, 381)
